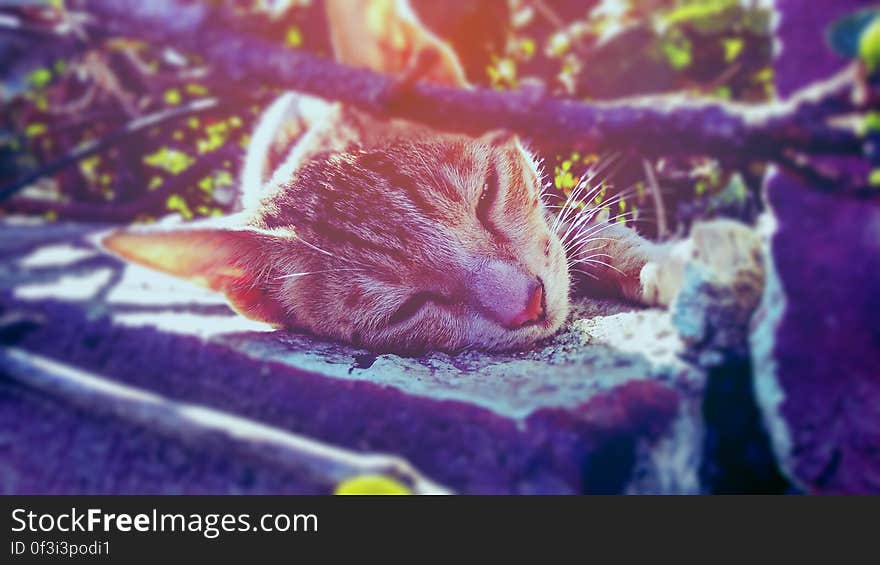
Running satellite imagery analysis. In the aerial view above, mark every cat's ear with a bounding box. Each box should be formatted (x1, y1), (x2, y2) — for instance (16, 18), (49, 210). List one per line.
(479, 130), (536, 164)
(100, 219), (292, 325)
(241, 92), (334, 196)
(324, 0), (468, 87)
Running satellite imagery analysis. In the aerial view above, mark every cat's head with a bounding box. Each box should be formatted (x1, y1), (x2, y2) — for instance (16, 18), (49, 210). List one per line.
(104, 126), (571, 353)
(269, 125), (571, 352)
(101, 0), (571, 353)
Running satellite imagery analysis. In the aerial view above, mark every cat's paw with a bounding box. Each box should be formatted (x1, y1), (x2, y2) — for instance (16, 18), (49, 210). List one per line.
(688, 219), (765, 302)
(639, 219), (764, 308)
(638, 239), (691, 307)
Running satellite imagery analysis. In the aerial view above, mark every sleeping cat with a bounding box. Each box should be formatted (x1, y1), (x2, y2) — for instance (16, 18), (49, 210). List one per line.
(102, 0), (706, 353)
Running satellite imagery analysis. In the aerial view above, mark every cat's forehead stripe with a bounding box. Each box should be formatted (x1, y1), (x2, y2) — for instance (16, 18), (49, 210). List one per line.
(356, 150), (447, 216)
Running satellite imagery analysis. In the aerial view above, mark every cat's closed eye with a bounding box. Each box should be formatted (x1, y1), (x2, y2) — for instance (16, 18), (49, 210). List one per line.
(477, 166), (500, 234)
(387, 291), (450, 327)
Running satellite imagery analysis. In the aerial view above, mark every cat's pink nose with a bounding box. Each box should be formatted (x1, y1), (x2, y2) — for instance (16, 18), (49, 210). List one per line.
(507, 283), (544, 329)
(470, 260), (545, 329)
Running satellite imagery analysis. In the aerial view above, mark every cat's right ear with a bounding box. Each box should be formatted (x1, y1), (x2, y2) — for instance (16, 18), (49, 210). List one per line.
(324, 0), (468, 87)
(98, 217), (294, 325)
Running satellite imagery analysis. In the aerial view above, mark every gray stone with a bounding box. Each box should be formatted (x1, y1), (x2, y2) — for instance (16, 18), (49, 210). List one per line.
(671, 219), (765, 369)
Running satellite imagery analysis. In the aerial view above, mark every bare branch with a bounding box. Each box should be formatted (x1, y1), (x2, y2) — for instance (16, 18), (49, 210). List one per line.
(642, 159), (668, 240)
(71, 0), (869, 171)
(5, 144), (239, 222)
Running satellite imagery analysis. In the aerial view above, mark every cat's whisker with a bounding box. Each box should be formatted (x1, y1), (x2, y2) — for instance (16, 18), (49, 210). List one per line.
(549, 186), (576, 235)
(568, 209), (643, 240)
(571, 257), (628, 277)
(564, 238), (611, 259)
(557, 173), (599, 219)
(277, 268), (365, 280)
(576, 252), (615, 262)
(559, 202), (609, 248)
(555, 174), (627, 237)
(562, 235), (611, 256)
(568, 266), (598, 280)
(559, 204), (601, 246)
(579, 152), (619, 183)
(562, 219), (636, 254)
(575, 184), (640, 219)
(582, 204), (638, 227)
(562, 232), (614, 254)
(295, 235), (336, 258)
(293, 234), (373, 270)
(566, 250), (614, 267)
(555, 178), (607, 243)
(565, 236), (616, 247)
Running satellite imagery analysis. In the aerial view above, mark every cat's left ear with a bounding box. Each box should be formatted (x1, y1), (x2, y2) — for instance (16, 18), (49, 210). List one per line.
(325, 0), (468, 87)
(99, 219), (293, 325)
(479, 130), (519, 148)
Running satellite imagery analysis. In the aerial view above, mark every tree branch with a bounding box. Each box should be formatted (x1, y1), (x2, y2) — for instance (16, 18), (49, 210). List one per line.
(5, 144), (239, 222)
(75, 1), (869, 159)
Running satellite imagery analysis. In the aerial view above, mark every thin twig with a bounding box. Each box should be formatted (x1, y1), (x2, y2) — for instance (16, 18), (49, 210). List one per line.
(530, 0), (592, 57)
(642, 159), (668, 240)
(5, 144), (239, 222)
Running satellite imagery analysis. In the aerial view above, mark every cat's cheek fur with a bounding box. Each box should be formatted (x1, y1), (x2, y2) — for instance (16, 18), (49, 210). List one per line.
(307, 291), (568, 353)
(226, 284), (290, 327)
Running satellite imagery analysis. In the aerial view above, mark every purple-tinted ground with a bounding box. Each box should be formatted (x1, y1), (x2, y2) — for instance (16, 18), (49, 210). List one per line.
(0, 221), (711, 494)
(749, 0), (880, 494)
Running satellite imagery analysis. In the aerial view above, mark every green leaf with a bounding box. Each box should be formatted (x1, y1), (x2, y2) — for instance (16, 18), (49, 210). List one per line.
(519, 38), (536, 58)
(865, 112), (880, 134)
(722, 38), (744, 62)
(166, 194), (193, 219)
(661, 0), (738, 28)
(662, 36), (693, 69)
(826, 8), (880, 59)
(28, 68), (52, 89)
(25, 123), (47, 137)
(144, 147), (194, 174)
(860, 17), (880, 72)
(285, 27), (303, 48)
(713, 85), (732, 99)
(163, 88), (182, 105)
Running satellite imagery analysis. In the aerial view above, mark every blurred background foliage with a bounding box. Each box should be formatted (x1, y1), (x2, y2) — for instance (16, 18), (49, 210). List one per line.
(1, 0), (775, 236)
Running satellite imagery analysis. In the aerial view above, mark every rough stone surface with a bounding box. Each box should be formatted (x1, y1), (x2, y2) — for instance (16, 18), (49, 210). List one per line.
(672, 220), (765, 368)
(662, 219), (788, 493)
(0, 220), (706, 494)
(750, 0), (880, 494)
